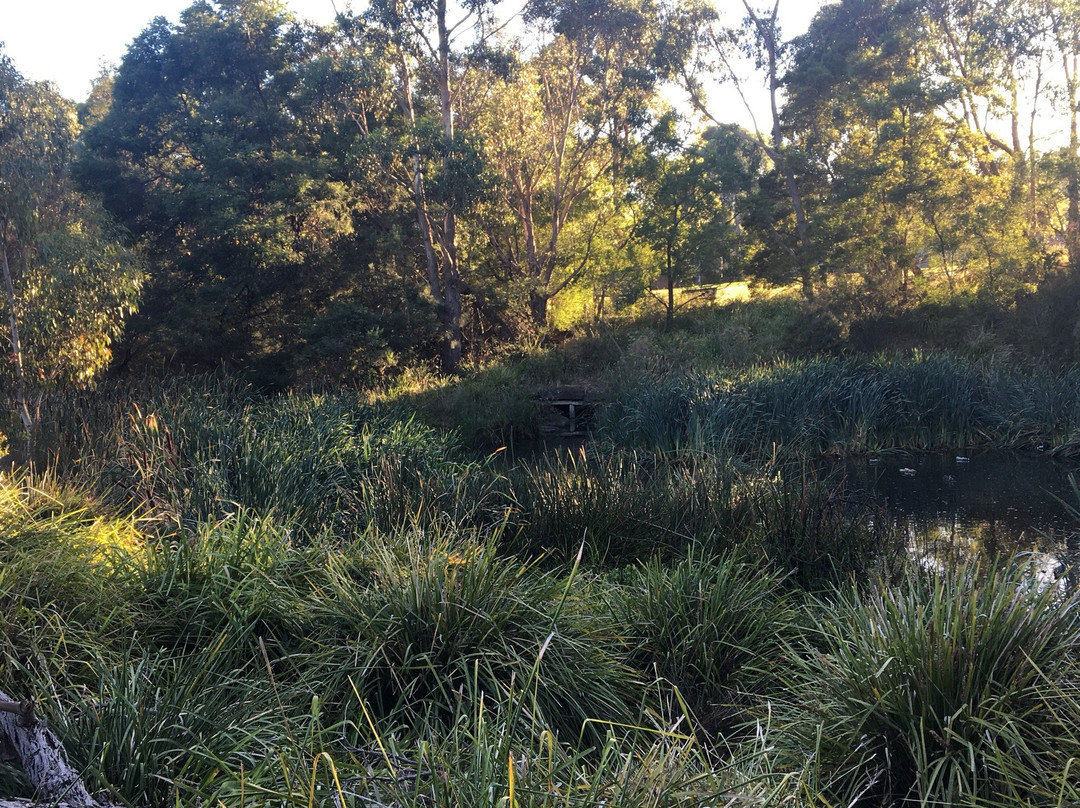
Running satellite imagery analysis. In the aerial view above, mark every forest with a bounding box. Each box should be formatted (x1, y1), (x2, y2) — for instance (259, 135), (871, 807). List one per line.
(4, 0), (1080, 806)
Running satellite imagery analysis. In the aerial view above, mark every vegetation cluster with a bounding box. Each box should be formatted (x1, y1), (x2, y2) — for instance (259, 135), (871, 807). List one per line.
(4, 0), (1080, 805)
(2, 352), (1080, 807)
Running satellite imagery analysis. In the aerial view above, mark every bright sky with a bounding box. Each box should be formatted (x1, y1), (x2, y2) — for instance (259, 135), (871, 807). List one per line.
(3, 0), (825, 107)
(2, 0), (348, 101)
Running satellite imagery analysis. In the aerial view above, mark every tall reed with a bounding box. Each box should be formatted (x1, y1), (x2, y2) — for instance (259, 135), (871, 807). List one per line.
(602, 353), (1080, 457)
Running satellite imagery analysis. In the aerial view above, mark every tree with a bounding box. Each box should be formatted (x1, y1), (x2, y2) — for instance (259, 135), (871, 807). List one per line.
(667, 0), (818, 298)
(632, 117), (745, 327)
(0, 50), (141, 445)
(780, 0), (1041, 305)
(361, 0), (505, 372)
(78, 1), (386, 377)
(1045, 0), (1080, 271)
(470, 0), (666, 329)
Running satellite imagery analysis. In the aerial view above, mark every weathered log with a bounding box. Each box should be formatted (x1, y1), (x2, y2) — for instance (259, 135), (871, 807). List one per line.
(0, 689), (111, 808)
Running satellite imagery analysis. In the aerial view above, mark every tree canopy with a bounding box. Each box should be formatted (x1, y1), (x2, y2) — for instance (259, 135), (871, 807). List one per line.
(0, 0), (1074, 384)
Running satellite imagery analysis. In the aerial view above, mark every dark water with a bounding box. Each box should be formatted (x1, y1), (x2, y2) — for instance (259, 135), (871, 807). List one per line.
(820, 451), (1080, 577)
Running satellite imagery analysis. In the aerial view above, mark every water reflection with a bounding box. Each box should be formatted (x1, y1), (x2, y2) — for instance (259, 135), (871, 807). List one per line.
(821, 451), (1080, 578)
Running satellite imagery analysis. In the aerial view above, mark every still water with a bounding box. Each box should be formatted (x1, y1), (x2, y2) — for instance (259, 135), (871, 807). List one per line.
(821, 450), (1080, 576)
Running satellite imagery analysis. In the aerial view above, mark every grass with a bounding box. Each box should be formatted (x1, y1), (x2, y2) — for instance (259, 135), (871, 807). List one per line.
(610, 548), (795, 740)
(602, 352), (1080, 459)
(2, 444), (1077, 806)
(776, 561), (1080, 806)
(5, 329), (1080, 806)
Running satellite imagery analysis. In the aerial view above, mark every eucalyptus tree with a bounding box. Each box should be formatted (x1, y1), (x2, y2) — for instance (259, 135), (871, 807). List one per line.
(1043, 0), (1080, 270)
(783, 0), (1039, 302)
(921, 0), (1051, 242)
(360, 0), (508, 372)
(473, 0), (667, 329)
(664, 0), (818, 298)
(0, 51), (142, 442)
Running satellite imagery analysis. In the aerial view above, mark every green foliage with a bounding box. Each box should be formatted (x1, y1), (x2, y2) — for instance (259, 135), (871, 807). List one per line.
(77, 2), (424, 376)
(611, 549), (794, 737)
(777, 563), (1080, 806)
(0, 475), (140, 681)
(39, 376), (500, 538)
(310, 531), (641, 744)
(0, 49), (142, 436)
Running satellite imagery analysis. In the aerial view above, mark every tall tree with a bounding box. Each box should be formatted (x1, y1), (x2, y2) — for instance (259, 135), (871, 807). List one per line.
(667, 0), (817, 298)
(1045, 0), (1080, 271)
(474, 0), (666, 329)
(783, 0), (1037, 302)
(78, 0), (368, 374)
(0, 51), (142, 443)
(363, 0), (504, 372)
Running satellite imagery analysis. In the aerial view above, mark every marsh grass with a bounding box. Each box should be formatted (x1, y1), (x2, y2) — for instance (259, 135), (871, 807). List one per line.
(778, 562), (1080, 806)
(37, 378), (507, 538)
(7, 346), (1080, 807)
(611, 549), (795, 740)
(308, 530), (641, 745)
(603, 353), (1080, 458)
(501, 448), (744, 565)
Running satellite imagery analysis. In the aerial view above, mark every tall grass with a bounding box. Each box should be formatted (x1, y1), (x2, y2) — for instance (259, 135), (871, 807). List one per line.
(502, 448), (744, 565)
(602, 353), (1080, 458)
(7, 348), (1080, 807)
(610, 549), (795, 740)
(35, 377), (507, 539)
(307, 529), (642, 745)
(776, 562), (1080, 807)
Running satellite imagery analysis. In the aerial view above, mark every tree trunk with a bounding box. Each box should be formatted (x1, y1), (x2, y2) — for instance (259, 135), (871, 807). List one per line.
(0, 693), (112, 808)
(439, 284), (463, 374)
(665, 240), (675, 329)
(389, 0), (465, 375)
(528, 289), (549, 331)
(1067, 48), (1080, 273)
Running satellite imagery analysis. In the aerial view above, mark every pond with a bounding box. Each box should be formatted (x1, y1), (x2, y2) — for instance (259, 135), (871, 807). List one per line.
(822, 450), (1080, 582)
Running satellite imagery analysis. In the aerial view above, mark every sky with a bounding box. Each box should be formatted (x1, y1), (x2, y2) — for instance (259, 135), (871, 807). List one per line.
(2, 0), (348, 101)
(2, 0), (825, 110)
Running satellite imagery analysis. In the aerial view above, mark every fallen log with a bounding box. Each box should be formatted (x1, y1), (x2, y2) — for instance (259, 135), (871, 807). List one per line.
(0, 689), (112, 808)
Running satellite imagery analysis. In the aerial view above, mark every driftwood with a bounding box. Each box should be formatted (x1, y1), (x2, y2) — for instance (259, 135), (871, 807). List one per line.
(0, 689), (112, 808)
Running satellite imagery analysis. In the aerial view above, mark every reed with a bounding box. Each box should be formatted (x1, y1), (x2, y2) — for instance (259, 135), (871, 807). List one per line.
(603, 353), (1080, 458)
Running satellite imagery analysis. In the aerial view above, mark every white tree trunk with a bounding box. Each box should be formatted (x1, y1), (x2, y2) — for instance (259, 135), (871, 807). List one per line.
(0, 692), (111, 808)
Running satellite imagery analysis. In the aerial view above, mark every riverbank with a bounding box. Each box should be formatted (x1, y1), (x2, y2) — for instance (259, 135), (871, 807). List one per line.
(3, 344), (1080, 806)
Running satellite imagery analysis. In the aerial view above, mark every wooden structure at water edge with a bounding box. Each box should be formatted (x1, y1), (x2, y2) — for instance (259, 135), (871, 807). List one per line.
(536, 386), (604, 438)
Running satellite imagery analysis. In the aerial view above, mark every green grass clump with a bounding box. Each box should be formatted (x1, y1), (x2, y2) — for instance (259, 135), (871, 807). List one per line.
(308, 530), (641, 745)
(611, 549), (795, 739)
(778, 562), (1080, 806)
(0, 474), (141, 687)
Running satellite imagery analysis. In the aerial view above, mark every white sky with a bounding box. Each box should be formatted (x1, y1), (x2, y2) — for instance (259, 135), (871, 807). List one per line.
(2, 0), (347, 101)
(2, 0), (824, 118)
